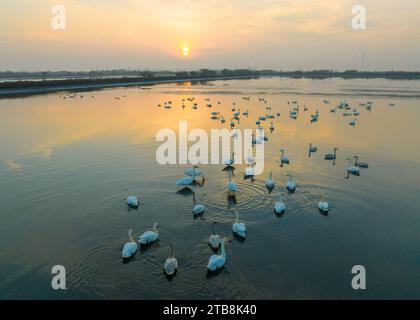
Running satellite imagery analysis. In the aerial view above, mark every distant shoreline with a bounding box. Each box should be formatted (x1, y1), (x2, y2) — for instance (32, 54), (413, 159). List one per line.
(1, 70), (420, 98)
(0, 75), (256, 98)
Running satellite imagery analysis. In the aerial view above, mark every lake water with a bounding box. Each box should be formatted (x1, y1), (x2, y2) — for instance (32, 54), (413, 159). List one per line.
(0, 77), (419, 299)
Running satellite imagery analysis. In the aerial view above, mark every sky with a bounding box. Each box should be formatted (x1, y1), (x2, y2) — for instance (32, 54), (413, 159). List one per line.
(0, 0), (419, 71)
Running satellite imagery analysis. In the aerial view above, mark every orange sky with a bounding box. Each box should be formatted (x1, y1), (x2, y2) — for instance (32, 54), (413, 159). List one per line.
(0, 0), (419, 70)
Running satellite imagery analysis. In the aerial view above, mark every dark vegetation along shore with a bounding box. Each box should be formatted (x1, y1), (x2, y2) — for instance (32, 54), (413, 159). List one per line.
(1, 69), (420, 98)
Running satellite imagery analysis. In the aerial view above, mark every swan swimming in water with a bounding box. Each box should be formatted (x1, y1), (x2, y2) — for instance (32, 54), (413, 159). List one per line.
(207, 238), (227, 272)
(310, 109), (319, 120)
(224, 152), (235, 167)
(252, 134), (262, 145)
(231, 129), (239, 138)
(346, 158), (361, 175)
(246, 149), (255, 165)
(274, 196), (286, 214)
(318, 201), (330, 213)
(265, 171), (275, 190)
(354, 156), (369, 168)
(227, 170), (238, 197)
(192, 191), (206, 215)
(125, 188), (139, 209)
(232, 211), (247, 238)
(138, 223), (159, 245)
(286, 173), (296, 192)
(176, 166), (200, 188)
(244, 165), (255, 180)
(126, 196), (139, 209)
(280, 149), (290, 164)
(122, 229), (138, 259)
(309, 143), (318, 154)
(185, 166), (203, 178)
(208, 223), (222, 250)
(324, 148), (338, 161)
(164, 242), (178, 276)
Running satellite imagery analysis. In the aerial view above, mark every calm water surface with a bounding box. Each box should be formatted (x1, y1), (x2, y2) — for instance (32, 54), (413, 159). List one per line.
(0, 78), (419, 299)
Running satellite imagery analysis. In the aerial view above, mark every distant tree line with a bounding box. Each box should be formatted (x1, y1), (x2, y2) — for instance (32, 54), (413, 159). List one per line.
(1, 69), (420, 91)
(1, 68), (420, 81)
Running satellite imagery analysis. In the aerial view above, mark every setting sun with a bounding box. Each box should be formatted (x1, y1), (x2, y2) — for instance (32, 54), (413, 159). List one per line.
(182, 46), (190, 57)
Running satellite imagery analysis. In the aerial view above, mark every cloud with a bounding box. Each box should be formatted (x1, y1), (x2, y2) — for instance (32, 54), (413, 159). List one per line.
(0, 0), (419, 70)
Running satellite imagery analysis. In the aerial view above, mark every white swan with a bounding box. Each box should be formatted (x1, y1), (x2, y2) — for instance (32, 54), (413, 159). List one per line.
(176, 166), (198, 188)
(246, 149), (255, 165)
(208, 223), (222, 250)
(324, 148), (338, 160)
(309, 143), (318, 153)
(138, 223), (159, 245)
(231, 129), (239, 138)
(227, 170), (238, 196)
(318, 201), (330, 213)
(265, 171), (275, 189)
(164, 242), (178, 276)
(286, 173), (296, 192)
(185, 166), (203, 178)
(232, 211), (247, 238)
(257, 126), (267, 141)
(244, 165), (255, 179)
(280, 149), (290, 164)
(354, 156), (369, 168)
(251, 134), (262, 145)
(122, 229), (138, 258)
(126, 196), (139, 209)
(224, 152), (235, 166)
(207, 238), (227, 272)
(192, 191), (206, 215)
(346, 158), (361, 175)
(311, 110), (319, 120)
(274, 196), (286, 214)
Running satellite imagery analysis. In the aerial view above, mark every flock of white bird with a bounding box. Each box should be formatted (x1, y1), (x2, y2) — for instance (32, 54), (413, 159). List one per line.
(121, 95), (376, 276)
